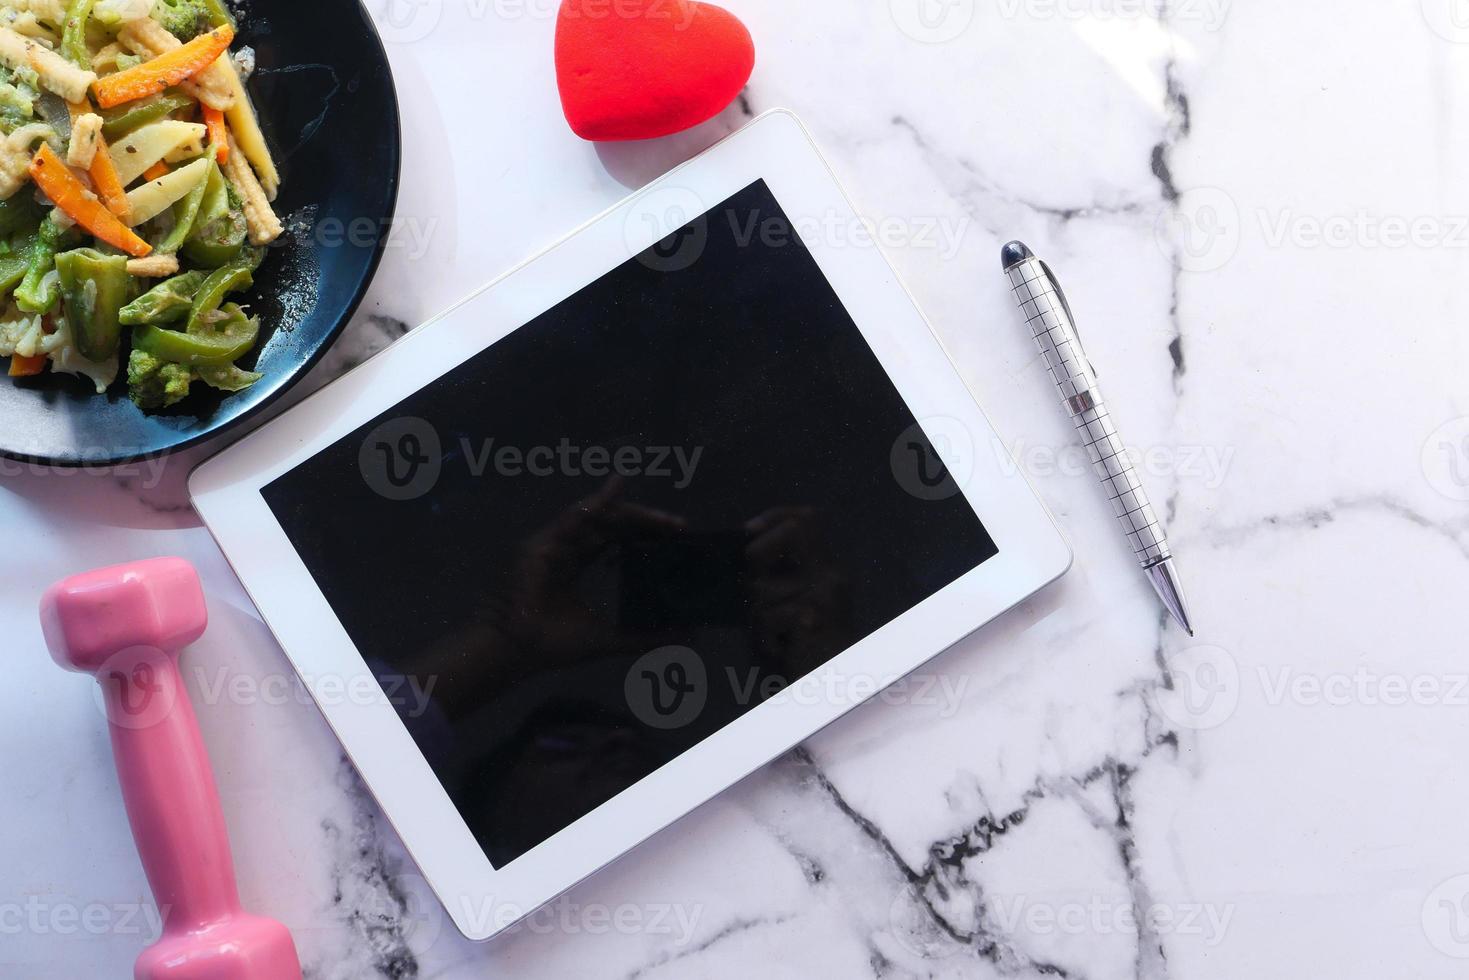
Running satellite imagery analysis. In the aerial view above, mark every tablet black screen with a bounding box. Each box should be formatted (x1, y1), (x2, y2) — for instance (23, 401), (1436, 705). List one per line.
(262, 179), (997, 867)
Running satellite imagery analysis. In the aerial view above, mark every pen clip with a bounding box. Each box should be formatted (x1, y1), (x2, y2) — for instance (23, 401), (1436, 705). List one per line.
(1039, 259), (1097, 379)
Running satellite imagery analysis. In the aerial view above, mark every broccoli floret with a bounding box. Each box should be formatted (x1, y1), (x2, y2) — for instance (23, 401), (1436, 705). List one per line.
(151, 0), (213, 40)
(127, 349), (194, 410)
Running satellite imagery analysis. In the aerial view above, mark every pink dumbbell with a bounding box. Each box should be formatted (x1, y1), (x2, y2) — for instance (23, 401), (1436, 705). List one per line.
(40, 557), (302, 980)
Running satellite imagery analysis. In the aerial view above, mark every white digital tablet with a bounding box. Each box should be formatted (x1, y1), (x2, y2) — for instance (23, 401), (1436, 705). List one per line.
(190, 109), (1070, 941)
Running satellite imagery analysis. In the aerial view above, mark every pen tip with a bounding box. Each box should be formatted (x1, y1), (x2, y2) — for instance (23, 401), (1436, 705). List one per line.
(1000, 240), (1033, 270)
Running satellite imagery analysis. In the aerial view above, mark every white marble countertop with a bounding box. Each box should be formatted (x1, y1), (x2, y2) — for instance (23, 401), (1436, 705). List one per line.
(5, 1), (1469, 977)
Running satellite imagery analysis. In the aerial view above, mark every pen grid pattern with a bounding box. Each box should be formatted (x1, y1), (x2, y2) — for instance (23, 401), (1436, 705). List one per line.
(1006, 258), (1170, 566)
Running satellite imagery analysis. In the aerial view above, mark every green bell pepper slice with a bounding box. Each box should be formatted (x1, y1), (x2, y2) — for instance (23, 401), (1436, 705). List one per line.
(55, 247), (129, 361)
(119, 270), (208, 326)
(0, 229), (38, 297)
(60, 0), (98, 67)
(185, 246), (263, 333)
(0, 195), (43, 239)
(15, 217), (77, 315)
(134, 303), (258, 365)
(99, 89), (194, 141)
(196, 360), (261, 392)
(0, 253), (28, 296)
(157, 160), (217, 255)
(180, 170), (247, 267)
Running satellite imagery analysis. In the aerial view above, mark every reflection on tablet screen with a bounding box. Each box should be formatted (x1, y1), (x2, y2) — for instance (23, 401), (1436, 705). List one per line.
(262, 180), (998, 867)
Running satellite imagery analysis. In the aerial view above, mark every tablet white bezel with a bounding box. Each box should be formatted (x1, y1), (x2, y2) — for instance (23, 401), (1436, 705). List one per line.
(190, 109), (1071, 942)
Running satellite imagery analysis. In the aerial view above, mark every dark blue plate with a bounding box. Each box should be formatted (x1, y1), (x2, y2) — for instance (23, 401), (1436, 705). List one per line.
(0, 0), (401, 466)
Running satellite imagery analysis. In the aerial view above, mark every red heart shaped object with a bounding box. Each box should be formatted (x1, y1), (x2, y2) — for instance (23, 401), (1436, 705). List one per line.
(555, 0), (755, 142)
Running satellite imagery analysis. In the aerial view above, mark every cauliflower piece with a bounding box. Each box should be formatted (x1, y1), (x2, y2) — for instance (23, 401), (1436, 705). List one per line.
(223, 131), (280, 244)
(66, 110), (101, 167)
(0, 304), (117, 391)
(127, 348), (192, 409)
(1, 0), (68, 25)
(0, 26), (96, 102)
(126, 253), (178, 277)
(0, 306), (46, 356)
(92, 0), (154, 26)
(0, 121), (56, 199)
(46, 313), (117, 392)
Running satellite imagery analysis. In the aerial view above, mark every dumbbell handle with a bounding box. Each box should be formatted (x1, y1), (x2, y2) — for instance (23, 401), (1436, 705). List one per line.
(101, 650), (242, 932)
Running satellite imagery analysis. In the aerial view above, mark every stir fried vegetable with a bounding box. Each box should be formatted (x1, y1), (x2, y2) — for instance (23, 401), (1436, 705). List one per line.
(0, 0), (282, 411)
(119, 269), (205, 324)
(92, 24), (232, 108)
(55, 246), (128, 360)
(98, 87), (192, 139)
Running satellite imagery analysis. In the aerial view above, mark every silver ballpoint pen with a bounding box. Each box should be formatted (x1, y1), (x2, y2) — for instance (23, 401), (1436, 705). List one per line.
(1000, 241), (1195, 636)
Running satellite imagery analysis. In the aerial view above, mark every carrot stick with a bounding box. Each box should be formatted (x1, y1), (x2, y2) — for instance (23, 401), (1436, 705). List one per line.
(91, 25), (234, 109)
(8, 353), (46, 377)
(88, 135), (131, 220)
(202, 105), (228, 163)
(142, 159), (170, 181)
(28, 143), (151, 257)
